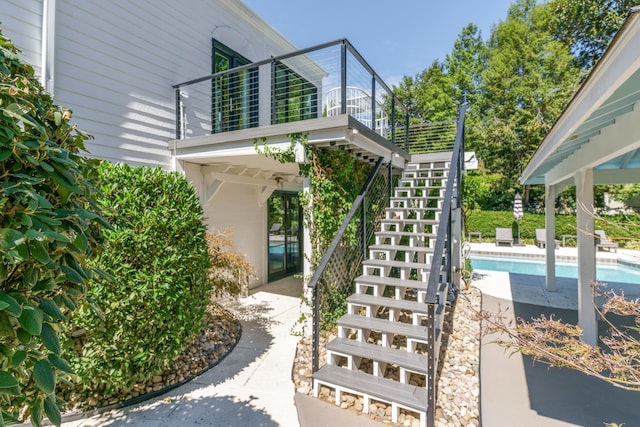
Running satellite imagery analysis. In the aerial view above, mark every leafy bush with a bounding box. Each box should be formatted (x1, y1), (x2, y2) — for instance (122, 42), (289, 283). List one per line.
(63, 163), (211, 391)
(207, 229), (256, 298)
(0, 30), (107, 426)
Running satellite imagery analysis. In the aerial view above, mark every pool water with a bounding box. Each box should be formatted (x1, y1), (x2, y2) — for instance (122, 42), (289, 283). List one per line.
(470, 256), (640, 285)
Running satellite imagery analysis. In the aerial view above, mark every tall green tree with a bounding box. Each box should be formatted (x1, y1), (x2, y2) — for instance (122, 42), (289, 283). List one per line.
(474, 0), (580, 201)
(444, 23), (488, 109)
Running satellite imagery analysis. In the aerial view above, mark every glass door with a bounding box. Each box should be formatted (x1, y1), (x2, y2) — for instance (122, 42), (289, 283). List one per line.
(268, 192), (302, 281)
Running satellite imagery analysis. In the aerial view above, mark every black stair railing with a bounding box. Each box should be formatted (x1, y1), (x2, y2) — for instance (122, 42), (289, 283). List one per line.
(424, 102), (466, 427)
(308, 157), (394, 373)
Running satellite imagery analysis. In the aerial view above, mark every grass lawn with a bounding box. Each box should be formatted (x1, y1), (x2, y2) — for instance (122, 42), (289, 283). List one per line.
(465, 210), (640, 249)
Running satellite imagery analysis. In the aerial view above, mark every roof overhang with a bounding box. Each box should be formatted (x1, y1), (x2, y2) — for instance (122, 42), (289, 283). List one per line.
(520, 6), (640, 187)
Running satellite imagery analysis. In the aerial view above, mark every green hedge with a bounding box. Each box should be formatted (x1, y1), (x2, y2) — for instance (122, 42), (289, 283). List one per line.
(465, 211), (640, 248)
(64, 163), (212, 391)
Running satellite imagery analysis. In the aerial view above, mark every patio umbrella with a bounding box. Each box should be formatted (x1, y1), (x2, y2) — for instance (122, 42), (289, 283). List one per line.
(513, 193), (523, 244)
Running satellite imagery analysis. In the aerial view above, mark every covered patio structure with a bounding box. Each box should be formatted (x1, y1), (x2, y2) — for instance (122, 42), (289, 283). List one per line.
(519, 6), (640, 345)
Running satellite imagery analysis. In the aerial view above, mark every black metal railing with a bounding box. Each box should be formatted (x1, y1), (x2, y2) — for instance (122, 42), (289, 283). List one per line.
(424, 103), (466, 427)
(173, 39), (410, 149)
(308, 157), (395, 372)
(399, 120), (458, 154)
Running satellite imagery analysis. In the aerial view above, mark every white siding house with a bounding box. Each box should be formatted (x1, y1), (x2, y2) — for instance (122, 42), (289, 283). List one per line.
(1, 0), (411, 288)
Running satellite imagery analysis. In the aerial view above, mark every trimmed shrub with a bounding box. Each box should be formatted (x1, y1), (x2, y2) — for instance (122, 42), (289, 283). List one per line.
(64, 163), (211, 391)
(0, 30), (107, 426)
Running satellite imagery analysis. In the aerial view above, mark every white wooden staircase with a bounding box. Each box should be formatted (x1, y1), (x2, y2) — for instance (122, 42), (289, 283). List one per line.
(312, 157), (453, 427)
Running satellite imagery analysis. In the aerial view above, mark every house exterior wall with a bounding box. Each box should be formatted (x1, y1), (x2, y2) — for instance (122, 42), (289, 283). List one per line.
(204, 182), (268, 288)
(2, 0), (43, 76)
(1, 0), (297, 168)
(1, 0), (301, 286)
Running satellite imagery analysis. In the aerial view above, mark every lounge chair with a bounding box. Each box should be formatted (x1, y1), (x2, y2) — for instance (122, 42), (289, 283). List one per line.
(269, 223), (282, 235)
(495, 228), (514, 247)
(595, 230), (618, 252)
(535, 228), (559, 249)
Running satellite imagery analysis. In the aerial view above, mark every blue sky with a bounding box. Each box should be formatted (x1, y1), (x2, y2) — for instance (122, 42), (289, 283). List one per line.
(243, 0), (515, 87)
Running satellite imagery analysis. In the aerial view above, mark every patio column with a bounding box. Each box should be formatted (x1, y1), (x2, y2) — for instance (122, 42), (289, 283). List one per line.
(575, 168), (597, 346)
(545, 183), (557, 291)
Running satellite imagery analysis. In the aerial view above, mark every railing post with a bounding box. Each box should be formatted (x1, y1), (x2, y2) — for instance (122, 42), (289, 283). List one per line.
(426, 303), (436, 427)
(387, 161), (393, 203)
(312, 283), (320, 373)
(391, 98), (396, 144)
(175, 88), (182, 139)
(362, 196), (367, 260)
(341, 42), (347, 115)
(405, 114), (410, 152)
(270, 60), (276, 125)
(371, 76), (376, 133)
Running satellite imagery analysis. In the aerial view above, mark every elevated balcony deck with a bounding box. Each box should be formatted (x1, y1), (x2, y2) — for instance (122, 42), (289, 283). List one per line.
(170, 39), (412, 174)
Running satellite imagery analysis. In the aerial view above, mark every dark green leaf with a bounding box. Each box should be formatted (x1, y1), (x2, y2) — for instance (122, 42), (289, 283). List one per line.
(0, 149), (11, 161)
(0, 293), (22, 317)
(38, 298), (66, 321)
(16, 328), (31, 344)
(44, 395), (61, 427)
(30, 240), (51, 264)
(0, 371), (20, 395)
(41, 324), (60, 355)
(48, 354), (74, 374)
(30, 396), (43, 427)
(41, 230), (70, 243)
(33, 360), (55, 394)
(61, 266), (84, 284)
(11, 350), (27, 368)
(18, 305), (43, 336)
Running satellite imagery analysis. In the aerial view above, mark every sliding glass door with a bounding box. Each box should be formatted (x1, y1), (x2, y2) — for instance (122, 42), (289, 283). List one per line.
(268, 192), (302, 281)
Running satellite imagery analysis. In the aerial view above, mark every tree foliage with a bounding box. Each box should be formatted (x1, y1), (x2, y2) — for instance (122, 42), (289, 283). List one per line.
(0, 29), (107, 426)
(475, 0), (581, 187)
(394, 0), (639, 210)
(545, 0), (640, 70)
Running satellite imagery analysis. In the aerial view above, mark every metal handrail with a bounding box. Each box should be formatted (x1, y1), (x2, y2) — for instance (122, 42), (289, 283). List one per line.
(425, 104), (466, 303)
(173, 38), (409, 116)
(310, 157), (387, 372)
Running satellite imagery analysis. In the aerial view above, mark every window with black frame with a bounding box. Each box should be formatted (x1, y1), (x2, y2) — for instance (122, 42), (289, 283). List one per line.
(272, 61), (318, 125)
(212, 40), (258, 133)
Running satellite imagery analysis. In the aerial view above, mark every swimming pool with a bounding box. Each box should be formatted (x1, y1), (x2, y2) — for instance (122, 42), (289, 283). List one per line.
(470, 255), (640, 285)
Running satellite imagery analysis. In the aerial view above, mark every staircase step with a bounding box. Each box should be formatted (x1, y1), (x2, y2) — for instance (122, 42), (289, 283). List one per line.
(327, 337), (428, 374)
(347, 293), (432, 317)
(375, 230), (437, 245)
(369, 244), (434, 264)
(355, 275), (430, 292)
(313, 364), (428, 416)
(362, 259), (435, 281)
(338, 314), (428, 342)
